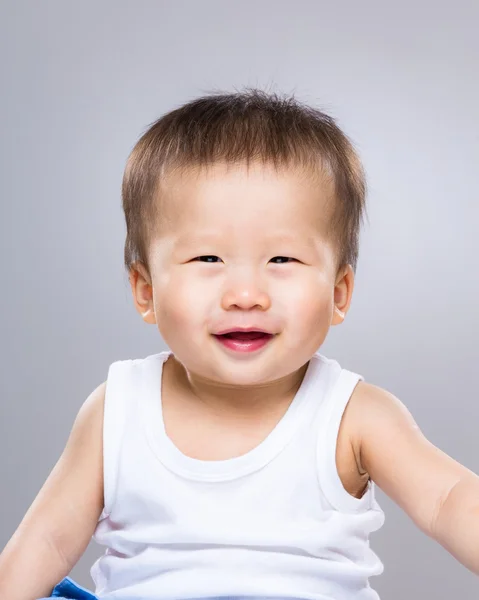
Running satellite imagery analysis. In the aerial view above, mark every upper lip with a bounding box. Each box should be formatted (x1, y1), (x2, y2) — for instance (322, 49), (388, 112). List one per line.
(214, 326), (274, 335)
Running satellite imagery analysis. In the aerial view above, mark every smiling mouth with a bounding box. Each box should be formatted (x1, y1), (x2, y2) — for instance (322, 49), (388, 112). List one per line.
(215, 332), (273, 340)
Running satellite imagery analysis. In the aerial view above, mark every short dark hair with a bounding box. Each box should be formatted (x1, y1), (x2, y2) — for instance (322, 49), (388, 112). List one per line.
(122, 87), (367, 276)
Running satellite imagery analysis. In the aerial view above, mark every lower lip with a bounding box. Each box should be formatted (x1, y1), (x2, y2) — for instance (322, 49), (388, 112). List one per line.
(213, 334), (274, 353)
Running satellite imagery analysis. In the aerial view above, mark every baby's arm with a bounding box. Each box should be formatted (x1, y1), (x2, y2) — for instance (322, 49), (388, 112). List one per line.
(352, 381), (479, 575)
(0, 381), (106, 600)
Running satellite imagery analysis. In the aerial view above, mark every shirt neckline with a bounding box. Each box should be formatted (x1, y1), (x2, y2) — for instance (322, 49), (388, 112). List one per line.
(141, 350), (325, 482)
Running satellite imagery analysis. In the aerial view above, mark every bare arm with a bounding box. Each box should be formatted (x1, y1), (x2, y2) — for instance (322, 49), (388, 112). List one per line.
(0, 381), (106, 600)
(352, 381), (479, 575)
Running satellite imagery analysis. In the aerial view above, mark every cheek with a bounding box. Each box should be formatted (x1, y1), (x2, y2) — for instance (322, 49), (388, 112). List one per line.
(278, 271), (331, 307)
(280, 278), (333, 334)
(154, 271), (210, 328)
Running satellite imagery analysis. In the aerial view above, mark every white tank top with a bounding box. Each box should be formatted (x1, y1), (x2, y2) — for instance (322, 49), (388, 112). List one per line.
(90, 350), (385, 600)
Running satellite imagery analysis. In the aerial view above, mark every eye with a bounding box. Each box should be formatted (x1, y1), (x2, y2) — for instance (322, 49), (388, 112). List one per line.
(192, 255), (222, 263)
(270, 256), (297, 264)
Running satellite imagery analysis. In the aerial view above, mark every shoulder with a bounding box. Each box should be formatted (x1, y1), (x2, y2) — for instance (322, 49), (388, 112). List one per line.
(64, 381), (107, 466)
(344, 379), (419, 478)
(81, 380), (107, 413)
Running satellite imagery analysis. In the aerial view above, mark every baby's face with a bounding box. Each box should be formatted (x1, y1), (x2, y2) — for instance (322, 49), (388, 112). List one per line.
(140, 161), (351, 384)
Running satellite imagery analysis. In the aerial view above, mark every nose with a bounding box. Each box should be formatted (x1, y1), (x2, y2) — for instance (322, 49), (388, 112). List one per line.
(220, 275), (271, 311)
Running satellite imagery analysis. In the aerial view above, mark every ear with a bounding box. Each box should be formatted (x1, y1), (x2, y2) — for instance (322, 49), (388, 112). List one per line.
(331, 264), (355, 326)
(129, 262), (157, 325)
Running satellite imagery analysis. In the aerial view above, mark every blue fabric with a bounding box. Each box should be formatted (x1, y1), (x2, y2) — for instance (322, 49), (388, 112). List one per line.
(37, 576), (98, 599)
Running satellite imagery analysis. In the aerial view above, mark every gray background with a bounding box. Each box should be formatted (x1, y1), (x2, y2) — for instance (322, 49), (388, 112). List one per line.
(1, 1), (478, 598)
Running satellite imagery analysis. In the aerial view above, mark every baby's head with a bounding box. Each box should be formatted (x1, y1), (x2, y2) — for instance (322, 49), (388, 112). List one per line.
(123, 89), (366, 385)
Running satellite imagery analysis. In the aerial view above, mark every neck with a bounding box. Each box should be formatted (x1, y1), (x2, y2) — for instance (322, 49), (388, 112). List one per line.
(169, 355), (310, 419)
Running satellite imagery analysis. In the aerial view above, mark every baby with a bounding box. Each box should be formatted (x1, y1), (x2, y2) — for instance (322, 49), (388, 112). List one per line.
(1, 88), (478, 600)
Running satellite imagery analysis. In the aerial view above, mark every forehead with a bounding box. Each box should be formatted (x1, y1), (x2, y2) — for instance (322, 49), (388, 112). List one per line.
(156, 161), (334, 240)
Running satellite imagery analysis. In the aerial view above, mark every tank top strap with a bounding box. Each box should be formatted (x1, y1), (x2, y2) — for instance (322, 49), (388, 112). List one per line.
(315, 364), (378, 513)
(101, 357), (141, 516)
